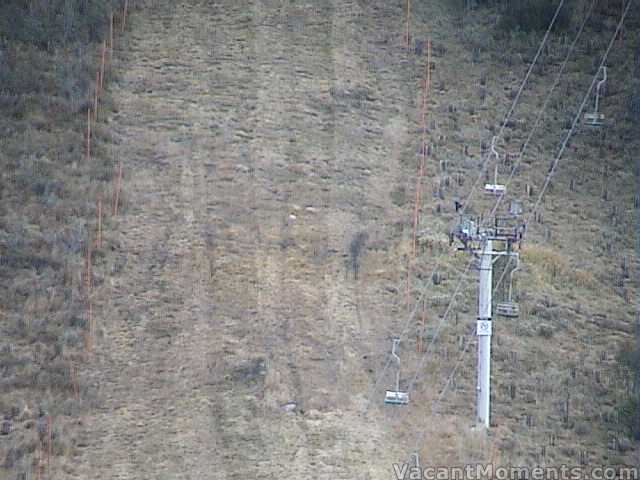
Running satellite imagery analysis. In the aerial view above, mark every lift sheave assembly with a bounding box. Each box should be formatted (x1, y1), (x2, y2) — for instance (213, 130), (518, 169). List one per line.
(453, 204), (525, 428)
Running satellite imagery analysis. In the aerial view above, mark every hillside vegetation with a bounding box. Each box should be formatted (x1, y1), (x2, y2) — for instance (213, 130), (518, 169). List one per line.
(0, 1), (132, 476)
(0, 0), (638, 478)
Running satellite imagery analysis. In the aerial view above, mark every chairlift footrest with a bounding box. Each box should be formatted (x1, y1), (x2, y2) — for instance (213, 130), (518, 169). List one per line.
(385, 391), (409, 405)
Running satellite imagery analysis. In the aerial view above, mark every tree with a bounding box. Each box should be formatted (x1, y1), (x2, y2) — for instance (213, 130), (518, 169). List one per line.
(0, 0), (120, 50)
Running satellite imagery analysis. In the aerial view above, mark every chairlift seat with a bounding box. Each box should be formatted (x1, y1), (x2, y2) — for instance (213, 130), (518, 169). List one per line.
(496, 302), (519, 318)
(584, 112), (604, 127)
(385, 390), (409, 405)
(584, 67), (607, 128)
(484, 183), (506, 195)
(386, 338), (408, 405)
(509, 201), (523, 216)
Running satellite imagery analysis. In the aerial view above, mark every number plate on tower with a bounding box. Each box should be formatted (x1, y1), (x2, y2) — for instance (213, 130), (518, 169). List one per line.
(477, 320), (492, 336)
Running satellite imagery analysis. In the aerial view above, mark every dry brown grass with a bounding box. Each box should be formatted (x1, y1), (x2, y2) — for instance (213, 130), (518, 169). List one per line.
(521, 244), (598, 291)
(1, 0), (638, 478)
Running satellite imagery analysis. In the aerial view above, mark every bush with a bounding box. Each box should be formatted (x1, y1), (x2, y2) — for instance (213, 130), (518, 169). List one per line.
(497, 0), (572, 33)
(617, 396), (640, 441)
(537, 324), (554, 338)
(631, 43), (640, 123)
(0, 0), (121, 473)
(390, 185), (406, 207)
(631, 84), (640, 123)
(617, 344), (640, 440)
(0, 1), (124, 50)
(0, 1), (123, 106)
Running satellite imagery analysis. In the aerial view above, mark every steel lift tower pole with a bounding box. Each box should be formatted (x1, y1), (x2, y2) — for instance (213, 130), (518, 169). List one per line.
(476, 238), (493, 428)
(453, 212), (523, 429)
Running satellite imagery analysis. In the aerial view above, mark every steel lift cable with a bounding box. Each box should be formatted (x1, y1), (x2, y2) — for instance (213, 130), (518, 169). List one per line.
(408, 254), (515, 460)
(530, 0), (633, 223)
(362, 3), (568, 410)
(363, 0), (569, 413)
(451, 0), (567, 224)
(402, 0), (634, 463)
(485, 0), (598, 222)
(375, 0), (597, 415)
(408, 0), (631, 410)
(402, 255), (516, 464)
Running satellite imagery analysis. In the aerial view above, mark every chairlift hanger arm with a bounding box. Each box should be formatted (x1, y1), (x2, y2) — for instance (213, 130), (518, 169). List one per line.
(490, 136), (499, 162)
(507, 255), (520, 301)
(596, 66), (607, 97)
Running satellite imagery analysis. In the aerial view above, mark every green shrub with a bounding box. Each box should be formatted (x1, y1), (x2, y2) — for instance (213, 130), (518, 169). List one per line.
(0, 0), (121, 473)
(617, 344), (640, 440)
(631, 45), (639, 123)
(617, 396), (640, 441)
(390, 185), (407, 207)
(0, 1), (124, 49)
(497, 0), (572, 33)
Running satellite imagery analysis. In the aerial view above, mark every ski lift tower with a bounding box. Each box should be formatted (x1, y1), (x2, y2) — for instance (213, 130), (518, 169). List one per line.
(453, 214), (523, 429)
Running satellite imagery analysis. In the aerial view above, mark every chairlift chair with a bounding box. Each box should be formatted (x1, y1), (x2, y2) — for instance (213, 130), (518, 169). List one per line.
(584, 66), (607, 127)
(496, 254), (520, 318)
(509, 200), (523, 217)
(384, 337), (409, 405)
(484, 136), (506, 195)
(496, 302), (519, 318)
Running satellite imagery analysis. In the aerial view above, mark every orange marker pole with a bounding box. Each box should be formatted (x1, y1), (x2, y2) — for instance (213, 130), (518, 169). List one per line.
(91, 301), (95, 351)
(422, 302), (426, 353)
(86, 238), (92, 293)
(412, 179), (420, 257)
(86, 301), (93, 352)
(423, 39), (431, 135)
(110, 12), (114, 65)
(414, 40), (431, 258)
(123, 0), (128, 33)
(427, 40), (432, 96)
(97, 196), (103, 249)
(406, 260), (411, 311)
(100, 40), (106, 91)
(424, 40), (432, 177)
(47, 416), (52, 478)
(422, 40), (431, 140)
(94, 71), (99, 123)
(86, 107), (91, 162)
(75, 364), (80, 399)
(420, 39), (431, 219)
(418, 300), (426, 353)
(406, 0), (411, 50)
(113, 162), (123, 216)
